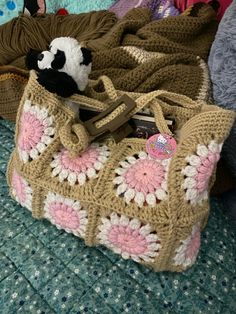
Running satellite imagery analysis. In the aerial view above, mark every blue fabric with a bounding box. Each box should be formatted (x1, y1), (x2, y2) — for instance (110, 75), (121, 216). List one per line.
(208, 0), (236, 178)
(0, 0), (20, 25)
(0, 118), (236, 313)
(46, 0), (115, 14)
(0, 0), (116, 25)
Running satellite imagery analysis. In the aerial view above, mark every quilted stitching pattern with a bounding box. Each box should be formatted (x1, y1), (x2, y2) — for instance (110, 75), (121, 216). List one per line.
(0, 0), (19, 25)
(0, 119), (236, 313)
(0, 1), (116, 25)
(46, 0), (116, 14)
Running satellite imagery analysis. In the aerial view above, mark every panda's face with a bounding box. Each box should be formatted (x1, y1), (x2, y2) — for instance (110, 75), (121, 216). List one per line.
(37, 48), (66, 71)
(37, 37), (92, 73)
(48, 37), (92, 70)
(37, 51), (55, 70)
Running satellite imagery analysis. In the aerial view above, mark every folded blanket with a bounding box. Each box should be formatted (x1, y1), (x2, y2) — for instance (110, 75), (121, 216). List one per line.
(87, 5), (217, 99)
(0, 10), (117, 68)
(109, 0), (179, 19)
(86, 5), (217, 60)
(0, 4), (217, 121)
(90, 47), (210, 100)
(0, 5), (216, 67)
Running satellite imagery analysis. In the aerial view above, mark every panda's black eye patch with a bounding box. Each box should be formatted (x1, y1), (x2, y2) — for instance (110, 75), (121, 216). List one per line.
(51, 49), (66, 70)
(38, 53), (44, 61)
(80, 47), (92, 66)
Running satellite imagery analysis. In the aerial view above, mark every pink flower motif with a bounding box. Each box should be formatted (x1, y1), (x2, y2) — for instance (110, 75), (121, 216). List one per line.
(11, 170), (32, 210)
(51, 143), (110, 186)
(113, 151), (170, 207)
(44, 192), (88, 237)
(19, 112), (44, 151)
(18, 100), (55, 163)
(182, 141), (222, 205)
(173, 224), (201, 268)
(97, 212), (161, 262)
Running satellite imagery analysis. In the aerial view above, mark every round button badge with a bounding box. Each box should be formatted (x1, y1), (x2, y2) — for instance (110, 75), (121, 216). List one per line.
(146, 133), (177, 160)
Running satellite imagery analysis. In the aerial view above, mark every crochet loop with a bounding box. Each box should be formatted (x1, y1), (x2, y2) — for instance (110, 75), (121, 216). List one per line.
(59, 122), (90, 156)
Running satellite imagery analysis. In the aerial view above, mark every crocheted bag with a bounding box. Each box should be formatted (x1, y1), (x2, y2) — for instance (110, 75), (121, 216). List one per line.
(7, 71), (235, 272)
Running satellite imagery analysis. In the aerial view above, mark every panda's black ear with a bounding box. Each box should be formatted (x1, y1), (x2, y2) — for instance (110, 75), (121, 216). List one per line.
(25, 49), (41, 71)
(37, 69), (78, 97)
(80, 47), (92, 66)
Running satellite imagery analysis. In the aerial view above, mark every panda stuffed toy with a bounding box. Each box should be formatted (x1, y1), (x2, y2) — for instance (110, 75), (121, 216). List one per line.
(25, 37), (92, 98)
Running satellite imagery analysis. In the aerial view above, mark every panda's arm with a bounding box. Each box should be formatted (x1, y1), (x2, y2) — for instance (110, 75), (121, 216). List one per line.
(37, 69), (79, 98)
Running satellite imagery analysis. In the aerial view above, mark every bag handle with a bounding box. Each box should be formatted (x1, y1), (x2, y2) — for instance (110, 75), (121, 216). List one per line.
(88, 75), (118, 101)
(59, 123), (90, 157)
(61, 76), (202, 154)
(70, 76), (119, 110)
(59, 94), (136, 155)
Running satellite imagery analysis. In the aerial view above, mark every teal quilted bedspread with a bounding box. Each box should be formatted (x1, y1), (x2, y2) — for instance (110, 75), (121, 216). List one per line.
(0, 0), (115, 25)
(0, 118), (236, 313)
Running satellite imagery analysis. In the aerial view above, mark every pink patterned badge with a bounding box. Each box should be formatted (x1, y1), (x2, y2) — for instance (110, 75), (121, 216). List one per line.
(146, 133), (177, 160)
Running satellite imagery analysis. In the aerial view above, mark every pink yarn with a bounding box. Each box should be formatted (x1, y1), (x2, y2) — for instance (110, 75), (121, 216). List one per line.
(98, 213), (161, 261)
(108, 225), (148, 255)
(185, 228), (200, 261)
(60, 147), (99, 173)
(18, 112), (44, 151)
(195, 153), (220, 193)
(12, 171), (27, 203)
(48, 202), (80, 230)
(124, 159), (164, 195)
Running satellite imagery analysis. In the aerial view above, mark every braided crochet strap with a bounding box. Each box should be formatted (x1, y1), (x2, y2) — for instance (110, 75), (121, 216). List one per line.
(59, 77), (119, 155)
(84, 76), (202, 133)
(151, 102), (172, 135)
(87, 76), (119, 101)
(128, 90), (202, 135)
(70, 77), (121, 112)
(59, 122), (90, 156)
(70, 93), (109, 112)
(63, 76), (202, 154)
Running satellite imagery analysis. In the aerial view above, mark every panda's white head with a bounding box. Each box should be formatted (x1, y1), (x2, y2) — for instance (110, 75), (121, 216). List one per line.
(26, 37), (92, 92)
(37, 51), (55, 70)
(46, 37), (92, 91)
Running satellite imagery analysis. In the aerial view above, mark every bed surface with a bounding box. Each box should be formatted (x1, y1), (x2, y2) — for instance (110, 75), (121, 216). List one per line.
(0, 1), (116, 25)
(0, 119), (235, 313)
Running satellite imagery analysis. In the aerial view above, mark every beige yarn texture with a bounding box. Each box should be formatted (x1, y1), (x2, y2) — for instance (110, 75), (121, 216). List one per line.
(7, 71), (235, 272)
(0, 67), (28, 121)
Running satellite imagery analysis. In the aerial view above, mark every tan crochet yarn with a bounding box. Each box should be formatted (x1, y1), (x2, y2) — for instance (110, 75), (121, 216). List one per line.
(86, 4), (217, 60)
(91, 47), (210, 101)
(0, 47), (210, 121)
(0, 11), (117, 68)
(0, 66), (28, 121)
(0, 5), (216, 69)
(0, 4), (216, 121)
(7, 71), (235, 272)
